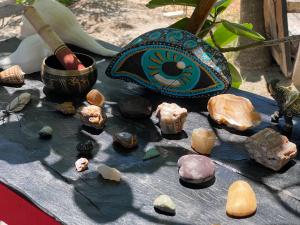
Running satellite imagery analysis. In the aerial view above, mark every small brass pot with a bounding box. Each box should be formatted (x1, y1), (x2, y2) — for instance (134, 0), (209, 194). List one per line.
(41, 53), (97, 96)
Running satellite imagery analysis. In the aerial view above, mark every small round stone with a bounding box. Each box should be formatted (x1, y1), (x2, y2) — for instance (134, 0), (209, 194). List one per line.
(39, 126), (53, 139)
(113, 132), (138, 149)
(177, 154), (215, 184)
(75, 158), (89, 172)
(153, 194), (176, 215)
(76, 140), (94, 156)
(86, 89), (105, 107)
(119, 96), (152, 119)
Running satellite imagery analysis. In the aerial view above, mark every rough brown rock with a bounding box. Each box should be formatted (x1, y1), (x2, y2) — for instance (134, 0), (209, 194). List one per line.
(245, 128), (297, 171)
(79, 105), (107, 129)
(55, 102), (76, 115)
(155, 102), (187, 134)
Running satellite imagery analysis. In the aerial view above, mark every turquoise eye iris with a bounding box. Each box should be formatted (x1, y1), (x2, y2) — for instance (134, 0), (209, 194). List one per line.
(142, 49), (200, 91)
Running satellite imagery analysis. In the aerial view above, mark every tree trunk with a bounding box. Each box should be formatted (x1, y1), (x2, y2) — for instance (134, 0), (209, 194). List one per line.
(235, 0), (272, 70)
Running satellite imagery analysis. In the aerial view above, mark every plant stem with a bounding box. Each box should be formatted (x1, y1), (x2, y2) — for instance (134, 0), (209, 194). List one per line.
(221, 35), (300, 52)
(198, 21), (221, 38)
(186, 0), (217, 35)
(209, 30), (221, 50)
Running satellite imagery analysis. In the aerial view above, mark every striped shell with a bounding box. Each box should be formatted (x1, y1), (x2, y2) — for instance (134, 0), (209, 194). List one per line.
(0, 65), (24, 85)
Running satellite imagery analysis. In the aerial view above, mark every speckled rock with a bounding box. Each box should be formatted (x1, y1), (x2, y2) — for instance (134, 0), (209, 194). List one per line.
(97, 164), (121, 182)
(76, 140), (94, 157)
(177, 154), (215, 184)
(38, 126), (53, 139)
(79, 105), (107, 129)
(119, 96), (152, 118)
(155, 102), (187, 134)
(245, 128), (297, 171)
(113, 132), (138, 149)
(153, 194), (176, 215)
(226, 180), (257, 218)
(75, 158), (89, 172)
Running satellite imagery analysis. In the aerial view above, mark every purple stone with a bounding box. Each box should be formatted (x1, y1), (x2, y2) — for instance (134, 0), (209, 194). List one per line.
(177, 154), (215, 184)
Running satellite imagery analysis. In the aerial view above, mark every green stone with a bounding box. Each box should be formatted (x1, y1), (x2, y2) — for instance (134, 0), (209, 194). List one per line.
(143, 147), (160, 161)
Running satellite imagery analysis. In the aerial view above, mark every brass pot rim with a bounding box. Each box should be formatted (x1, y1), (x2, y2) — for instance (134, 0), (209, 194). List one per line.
(42, 53), (96, 77)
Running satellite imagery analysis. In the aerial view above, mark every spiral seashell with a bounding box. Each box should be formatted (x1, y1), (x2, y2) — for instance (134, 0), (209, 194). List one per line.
(0, 65), (25, 85)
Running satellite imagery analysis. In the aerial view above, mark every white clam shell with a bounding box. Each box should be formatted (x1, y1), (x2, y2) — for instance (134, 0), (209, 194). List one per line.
(6, 92), (31, 112)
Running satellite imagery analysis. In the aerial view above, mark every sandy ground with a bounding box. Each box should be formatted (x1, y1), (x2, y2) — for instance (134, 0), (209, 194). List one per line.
(0, 0), (288, 98)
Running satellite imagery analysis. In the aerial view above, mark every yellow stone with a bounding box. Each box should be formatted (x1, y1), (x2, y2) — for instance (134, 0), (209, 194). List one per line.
(191, 128), (216, 155)
(226, 180), (257, 218)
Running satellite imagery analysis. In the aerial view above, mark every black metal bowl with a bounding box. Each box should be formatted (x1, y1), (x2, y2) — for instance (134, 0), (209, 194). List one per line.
(41, 53), (97, 96)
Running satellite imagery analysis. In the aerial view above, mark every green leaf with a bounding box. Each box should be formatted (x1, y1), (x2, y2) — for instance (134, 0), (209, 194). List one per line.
(228, 63), (243, 89)
(146, 0), (198, 9)
(211, 0), (233, 17)
(205, 23), (253, 47)
(16, 0), (34, 4)
(221, 20), (265, 41)
(169, 17), (189, 30)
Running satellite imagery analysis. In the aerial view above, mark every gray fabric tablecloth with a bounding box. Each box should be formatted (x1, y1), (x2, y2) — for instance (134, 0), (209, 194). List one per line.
(0, 38), (299, 225)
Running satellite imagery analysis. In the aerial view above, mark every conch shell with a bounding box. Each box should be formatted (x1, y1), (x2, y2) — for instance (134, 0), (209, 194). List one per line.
(0, 34), (51, 74)
(21, 0), (117, 57)
(0, 65), (24, 85)
(207, 94), (261, 131)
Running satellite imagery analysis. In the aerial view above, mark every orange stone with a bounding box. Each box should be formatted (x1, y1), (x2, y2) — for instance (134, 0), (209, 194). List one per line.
(208, 94), (261, 131)
(86, 89), (105, 107)
(226, 180), (257, 218)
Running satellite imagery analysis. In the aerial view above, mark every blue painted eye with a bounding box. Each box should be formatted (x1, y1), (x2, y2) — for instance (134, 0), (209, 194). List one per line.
(142, 49), (200, 91)
(106, 28), (231, 98)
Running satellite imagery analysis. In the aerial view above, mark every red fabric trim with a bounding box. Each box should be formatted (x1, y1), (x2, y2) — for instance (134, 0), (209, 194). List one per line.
(0, 183), (61, 225)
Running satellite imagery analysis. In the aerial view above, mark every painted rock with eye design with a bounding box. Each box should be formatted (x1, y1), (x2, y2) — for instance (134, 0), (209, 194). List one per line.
(106, 28), (231, 98)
